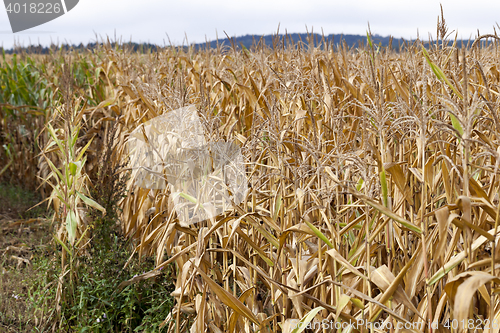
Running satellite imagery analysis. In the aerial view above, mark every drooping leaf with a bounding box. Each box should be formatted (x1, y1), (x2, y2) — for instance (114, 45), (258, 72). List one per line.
(194, 265), (260, 326)
(351, 191), (422, 234)
(76, 191), (105, 213)
(445, 272), (500, 326)
(291, 306), (325, 333)
(429, 228), (497, 285)
(422, 46), (463, 100)
(304, 220), (334, 248)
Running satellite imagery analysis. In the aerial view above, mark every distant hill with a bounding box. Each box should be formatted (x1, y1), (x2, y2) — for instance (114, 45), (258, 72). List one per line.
(192, 33), (410, 50)
(193, 33), (483, 51)
(0, 33), (482, 54)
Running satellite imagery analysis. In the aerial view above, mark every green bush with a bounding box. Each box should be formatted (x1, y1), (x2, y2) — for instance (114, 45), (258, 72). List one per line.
(62, 235), (175, 332)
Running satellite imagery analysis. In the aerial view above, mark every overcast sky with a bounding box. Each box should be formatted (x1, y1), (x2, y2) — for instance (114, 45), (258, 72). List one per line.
(0, 0), (499, 49)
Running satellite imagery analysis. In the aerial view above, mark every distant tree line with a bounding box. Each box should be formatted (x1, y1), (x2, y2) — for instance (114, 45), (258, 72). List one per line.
(0, 41), (161, 55)
(0, 33), (494, 54)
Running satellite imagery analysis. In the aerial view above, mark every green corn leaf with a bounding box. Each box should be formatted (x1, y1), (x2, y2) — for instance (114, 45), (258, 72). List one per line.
(54, 235), (72, 257)
(356, 178), (364, 191)
(366, 31), (373, 49)
(49, 183), (69, 207)
(305, 220), (334, 248)
(428, 228), (496, 285)
(44, 154), (64, 184)
(422, 47), (463, 100)
(70, 126), (80, 151)
(69, 161), (81, 176)
(352, 192), (422, 234)
(178, 192), (198, 204)
(66, 209), (78, 245)
(47, 124), (65, 154)
(76, 136), (94, 162)
(420, 48), (465, 136)
(76, 191), (105, 213)
(380, 168), (388, 207)
(75, 226), (90, 248)
(273, 191), (282, 221)
(450, 113), (464, 136)
(350, 297), (364, 310)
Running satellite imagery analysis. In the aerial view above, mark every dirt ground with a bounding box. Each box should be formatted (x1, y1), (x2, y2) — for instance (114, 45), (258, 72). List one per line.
(0, 183), (54, 332)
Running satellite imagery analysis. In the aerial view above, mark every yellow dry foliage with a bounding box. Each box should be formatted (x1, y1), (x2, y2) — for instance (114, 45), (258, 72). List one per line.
(5, 33), (500, 332)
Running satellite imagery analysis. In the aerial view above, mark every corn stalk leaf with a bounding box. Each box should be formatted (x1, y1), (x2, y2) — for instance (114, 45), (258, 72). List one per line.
(380, 168), (388, 207)
(421, 47), (465, 136)
(428, 228), (497, 285)
(66, 209), (78, 245)
(304, 220), (334, 248)
(76, 191), (105, 213)
(53, 235), (72, 257)
(291, 306), (325, 333)
(194, 265), (260, 325)
(76, 136), (94, 162)
(351, 191), (422, 234)
(422, 47), (463, 100)
(178, 192), (198, 204)
(444, 272), (500, 327)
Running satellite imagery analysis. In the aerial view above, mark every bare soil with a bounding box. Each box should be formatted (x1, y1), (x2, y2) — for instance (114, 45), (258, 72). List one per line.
(0, 183), (54, 332)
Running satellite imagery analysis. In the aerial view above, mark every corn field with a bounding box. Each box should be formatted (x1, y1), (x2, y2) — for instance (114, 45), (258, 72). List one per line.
(2, 29), (500, 332)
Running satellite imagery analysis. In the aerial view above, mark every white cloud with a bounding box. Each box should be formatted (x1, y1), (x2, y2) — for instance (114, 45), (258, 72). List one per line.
(0, 0), (499, 49)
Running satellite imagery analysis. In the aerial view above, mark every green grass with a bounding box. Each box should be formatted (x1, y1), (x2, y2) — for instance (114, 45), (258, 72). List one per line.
(0, 182), (176, 332)
(0, 182), (49, 220)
